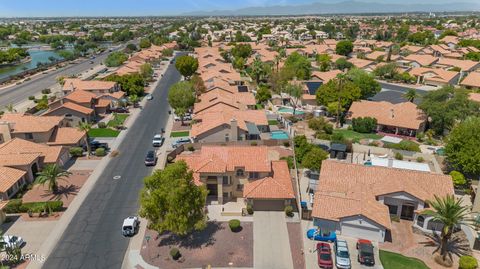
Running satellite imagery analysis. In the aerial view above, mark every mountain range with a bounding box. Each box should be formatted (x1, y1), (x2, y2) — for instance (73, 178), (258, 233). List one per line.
(182, 1), (480, 16)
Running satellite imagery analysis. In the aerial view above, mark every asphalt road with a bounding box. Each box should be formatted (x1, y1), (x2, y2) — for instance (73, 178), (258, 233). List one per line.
(373, 81), (428, 104)
(42, 57), (181, 269)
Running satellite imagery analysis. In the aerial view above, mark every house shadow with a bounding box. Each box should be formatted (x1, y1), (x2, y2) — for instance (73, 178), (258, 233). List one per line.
(40, 184), (80, 201)
(158, 221), (223, 249)
(0, 215), (20, 232)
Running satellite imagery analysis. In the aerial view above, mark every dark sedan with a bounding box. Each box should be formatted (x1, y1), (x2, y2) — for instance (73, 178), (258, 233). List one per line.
(144, 150), (157, 166)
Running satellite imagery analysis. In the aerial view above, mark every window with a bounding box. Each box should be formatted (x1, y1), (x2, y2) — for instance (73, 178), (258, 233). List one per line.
(387, 204), (398, 215)
(249, 172), (259, 179)
(25, 133), (33, 140)
(237, 184), (244, 191)
(236, 169), (244, 176)
(222, 176), (230, 185)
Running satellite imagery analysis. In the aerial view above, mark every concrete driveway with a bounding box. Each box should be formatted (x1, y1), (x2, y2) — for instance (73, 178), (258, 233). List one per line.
(254, 211), (293, 269)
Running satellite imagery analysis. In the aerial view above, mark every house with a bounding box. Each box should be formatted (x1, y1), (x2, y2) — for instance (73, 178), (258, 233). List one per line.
(408, 67), (460, 87)
(401, 54), (438, 68)
(302, 70), (342, 106)
(62, 79), (119, 95)
(347, 101), (427, 137)
(434, 58), (480, 76)
(177, 146), (296, 210)
(44, 102), (95, 125)
(0, 167), (28, 200)
(461, 72), (480, 89)
(312, 160), (453, 242)
(348, 58), (375, 71)
(191, 110), (268, 143)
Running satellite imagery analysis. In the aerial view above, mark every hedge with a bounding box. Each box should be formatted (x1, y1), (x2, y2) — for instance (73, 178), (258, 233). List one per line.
(170, 247), (181, 260)
(4, 199), (63, 213)
(459, 255), (478, 269)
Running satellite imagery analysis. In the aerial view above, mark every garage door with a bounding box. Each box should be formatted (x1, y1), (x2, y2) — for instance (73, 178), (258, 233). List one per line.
(252, 200), (285, 211)
(341, 224), (383, 242)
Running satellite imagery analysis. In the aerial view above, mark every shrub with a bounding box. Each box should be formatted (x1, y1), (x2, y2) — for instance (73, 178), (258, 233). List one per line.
(250, 141), (258, 146)
(95, 148), (106, 157)
(246, 204), (253, 215)
(450, 171), (467, 187)
(283, 141), (290, 147)
(187, 145), (195, 152)
(229, 219), (241, 232)
(98, 122), (107, 128)
(352, 117), (377, 133)
(4, 199), (22, 213)
(169, 248), (181, 260)
(285, 205), (294, 217)
(416, 157), (424, 163)
(330, 132), (345, 143)
(4, 200), (63, 214)
(28, 96), (35, 100)
(41, 88), (51, 94)
(69, 147), (83, 157)
(167, 156), (174, 163)
(394, 152), (403, 160)
(459, 256), (478, 269)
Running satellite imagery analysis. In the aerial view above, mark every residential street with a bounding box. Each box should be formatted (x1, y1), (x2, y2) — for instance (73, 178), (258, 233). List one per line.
(41, 56), (181, 269)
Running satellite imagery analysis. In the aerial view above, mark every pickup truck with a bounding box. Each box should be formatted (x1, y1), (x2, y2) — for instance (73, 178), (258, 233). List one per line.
(83, 141), (109, 153)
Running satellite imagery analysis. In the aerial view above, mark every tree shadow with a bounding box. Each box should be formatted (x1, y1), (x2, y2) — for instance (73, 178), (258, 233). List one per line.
(420, 232), (471, 261)
(157, 221), (223, 249)
(40, 184), (80, 201)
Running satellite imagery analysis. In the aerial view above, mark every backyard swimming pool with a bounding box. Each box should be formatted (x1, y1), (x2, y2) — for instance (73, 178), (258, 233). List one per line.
(277, 107), (305, 115)
(271, 130), (289, 140)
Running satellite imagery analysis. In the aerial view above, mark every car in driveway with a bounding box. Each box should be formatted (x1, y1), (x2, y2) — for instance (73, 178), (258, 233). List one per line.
(356, 239), (375, 266)
(334, 239), (351, 269)
(2, 235), (24, 248)
(121, 216), (139, 237)
(112, 107), (129, 113)
(306, 228), (337, 242)
(174, 114), (192, 121)
(172, 137), (191, 148)
(152, 134), (164, 147)
(146, 94), (153, 100)
(316, 242), (333, 269)
(144, 150), (157, 166)
(83, 140), (109, 153)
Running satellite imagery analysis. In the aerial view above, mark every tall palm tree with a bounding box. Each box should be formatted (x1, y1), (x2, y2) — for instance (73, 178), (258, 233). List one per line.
(423, 195), (471, 261)
(78, 122), (92, 158)
(403, 89), (419, 103)
(35, 164), (72, 193)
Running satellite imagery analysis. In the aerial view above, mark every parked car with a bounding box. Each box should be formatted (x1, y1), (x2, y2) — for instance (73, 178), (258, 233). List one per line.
(356, 239), (375, 266)
(334, 239), (351, 269)
(317, 242), (333, 269)
(121, 216), (139, 237)
(89, 61), (94, 64)
(83, 141), (109, 152)
(112, 107), (129, 113)
(144, 150), (157, 166)
(306, 228), (337, 242)
(2, 235), (24, 248)
(174, 114), (192, 121)
(172, 137), (191, 148)
(152, 134), (164, 147)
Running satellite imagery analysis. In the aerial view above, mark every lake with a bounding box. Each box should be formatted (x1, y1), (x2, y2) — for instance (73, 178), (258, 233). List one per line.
(0, 49), (63, 80)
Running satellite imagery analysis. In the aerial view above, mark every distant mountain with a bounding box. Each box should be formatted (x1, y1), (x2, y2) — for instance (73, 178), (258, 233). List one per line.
(182, 1), (480, 16)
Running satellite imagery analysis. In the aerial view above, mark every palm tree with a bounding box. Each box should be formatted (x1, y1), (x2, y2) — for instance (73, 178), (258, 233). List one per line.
(403, 89), (419, 103)
(423, 195), (471, 261)
(35, 164), (72, 193)
(78, 122), (92, 158)
(4, 103), (15, 113)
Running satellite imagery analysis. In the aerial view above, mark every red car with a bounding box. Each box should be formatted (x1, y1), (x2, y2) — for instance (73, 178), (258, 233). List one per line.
(356, 239), (375, 266)
(316, 242), (333, 269)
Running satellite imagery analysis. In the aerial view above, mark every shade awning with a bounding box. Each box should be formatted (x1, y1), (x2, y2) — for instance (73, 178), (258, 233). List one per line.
(245, 122), (260, 135)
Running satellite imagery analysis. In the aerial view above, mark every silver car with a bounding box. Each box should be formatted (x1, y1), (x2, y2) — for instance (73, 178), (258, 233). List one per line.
(335, 239), (351, 269)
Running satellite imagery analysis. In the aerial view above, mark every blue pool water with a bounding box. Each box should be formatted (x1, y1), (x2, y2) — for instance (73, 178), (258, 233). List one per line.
(277, 107), (305, 115)
(271, 131), (289, 140)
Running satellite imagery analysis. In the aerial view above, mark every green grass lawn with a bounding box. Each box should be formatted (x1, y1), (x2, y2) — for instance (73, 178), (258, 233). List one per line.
(268, 119), (278, 126)
(380, 250), (429, 269)
(256, 103), (264, 109)
(88, 128), (120, 137)
(333, 129), (383, 140)
(170, 131), (190, 137)
(107, 113), (129, 127)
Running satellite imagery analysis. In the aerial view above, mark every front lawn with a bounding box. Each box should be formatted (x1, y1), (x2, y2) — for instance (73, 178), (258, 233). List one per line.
(170, 131), (190, 137)
(107, 113), (129, 127)
(88, 128), (120, 137)
(380, 250), (429, 269)
(256, 103), (264, 109)
(333, 129), (383, 140)
(268, 119), (278, 126)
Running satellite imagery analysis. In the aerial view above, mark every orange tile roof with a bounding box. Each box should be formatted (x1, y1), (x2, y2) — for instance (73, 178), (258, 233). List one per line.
(312, 160), (454, 229)
(347, 100), (426, 130)
(243, 160), (295, 199)
(63, 79), (117, 92)
(311, 70), (342, 83)
(0, 138), (65, 164)
(1, 113), (63, 133)
(0, 167), (26, 193)
(409, 67), (459, 84)
(436, 58), (479, 72)
(404, 54), (438, 66)
(0, 153), (40, 166)
(47, 127), (86, 146)
(48, 102), (94, 115)
(191, 110), (267, 137)
(64, 90), (97, 104)
(462, 72), (480, 88)
(348, 57), (374, 69)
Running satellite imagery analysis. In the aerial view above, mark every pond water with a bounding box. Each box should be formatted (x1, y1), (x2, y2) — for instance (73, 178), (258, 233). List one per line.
(0, 49), (63, 80)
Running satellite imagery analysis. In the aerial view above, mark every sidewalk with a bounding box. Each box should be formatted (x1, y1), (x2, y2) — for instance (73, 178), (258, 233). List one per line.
(26, 63), (170, 269)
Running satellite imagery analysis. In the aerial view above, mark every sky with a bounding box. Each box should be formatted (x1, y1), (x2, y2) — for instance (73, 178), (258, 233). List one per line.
(0, 0), (475, 17)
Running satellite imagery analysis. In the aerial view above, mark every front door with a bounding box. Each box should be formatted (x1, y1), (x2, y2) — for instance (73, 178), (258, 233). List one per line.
(206, 184), (218, 196)
(400, 204), (415, 220)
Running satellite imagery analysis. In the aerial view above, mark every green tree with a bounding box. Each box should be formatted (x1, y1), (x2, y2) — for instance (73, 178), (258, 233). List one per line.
(168, 81), (195, 125)
(301, 147), (329, 171)
(403, 89), (419, 103)
(231, 43), (252, 59)
(105, 74), (145, 96)
(449, 171), (467, 187)
(175, 55), (198, 80)
(283, 83), (303, 115)
(125, 43), (138, 53)
(373, 63), (399, 80)
(250, 57), (267, 84)
(104, 51), (128, 67)
(139, 161), (207, 236)
(233, 57), (245, 70)
(283, 52), (311, 80)
(35, 164), (72, 193)
(335, 58), (353, 71)
(346, 68), (381, 99)
(140, 63), (154, 79)
(423, 195), (471, 262)
(139, 38), (151, 49)
(316, 77), (361, 111)
(445, 117), (480, 176)
(335, 40), (353, 56)
(316, 54), (332, 72)
(255, 85), (271, 104)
